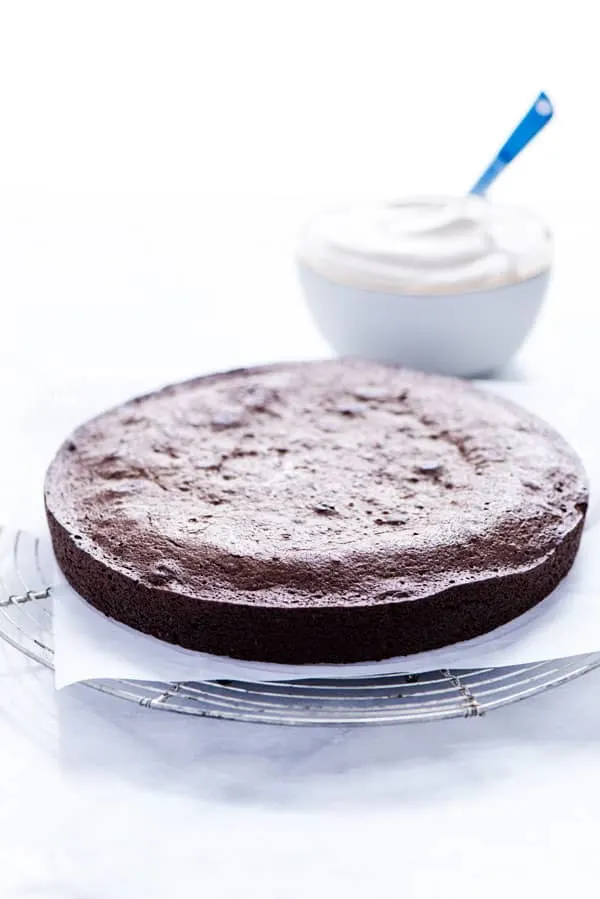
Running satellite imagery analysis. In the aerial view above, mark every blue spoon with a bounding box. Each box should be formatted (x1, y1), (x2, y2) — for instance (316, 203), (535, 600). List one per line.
(470, 92), (554, 196)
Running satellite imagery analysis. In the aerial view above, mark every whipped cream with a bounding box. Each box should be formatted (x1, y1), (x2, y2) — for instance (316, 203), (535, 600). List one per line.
(298, 196), (552, 295)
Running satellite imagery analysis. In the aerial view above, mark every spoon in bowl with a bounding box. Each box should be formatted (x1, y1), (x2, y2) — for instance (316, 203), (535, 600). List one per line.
(470, 92), (554, 196)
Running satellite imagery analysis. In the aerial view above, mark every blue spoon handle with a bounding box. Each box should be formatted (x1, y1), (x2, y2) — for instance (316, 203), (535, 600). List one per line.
(470, 92), (554, 196)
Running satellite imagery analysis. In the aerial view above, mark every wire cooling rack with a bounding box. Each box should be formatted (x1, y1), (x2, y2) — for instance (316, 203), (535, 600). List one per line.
(2, 526), (600, 726)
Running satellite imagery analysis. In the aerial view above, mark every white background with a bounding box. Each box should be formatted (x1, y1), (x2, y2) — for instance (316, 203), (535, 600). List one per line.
(1, 1), (600, 897)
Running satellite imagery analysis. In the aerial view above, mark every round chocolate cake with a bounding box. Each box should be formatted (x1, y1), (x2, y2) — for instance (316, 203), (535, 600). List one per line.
(45, 360), (588, 663)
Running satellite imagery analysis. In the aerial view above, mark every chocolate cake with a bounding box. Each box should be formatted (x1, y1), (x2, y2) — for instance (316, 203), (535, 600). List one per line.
(44, 360), (588, 663)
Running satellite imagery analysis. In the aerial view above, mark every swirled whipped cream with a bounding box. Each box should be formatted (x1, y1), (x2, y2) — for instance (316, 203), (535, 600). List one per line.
(298, 196), (552, 295)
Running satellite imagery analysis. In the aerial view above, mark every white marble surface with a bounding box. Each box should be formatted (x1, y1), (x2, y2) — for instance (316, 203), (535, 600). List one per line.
(2, 186), (600, 898)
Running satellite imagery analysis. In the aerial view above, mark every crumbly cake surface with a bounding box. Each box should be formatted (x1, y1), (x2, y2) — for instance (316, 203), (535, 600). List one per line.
(45, 360), (588, 662)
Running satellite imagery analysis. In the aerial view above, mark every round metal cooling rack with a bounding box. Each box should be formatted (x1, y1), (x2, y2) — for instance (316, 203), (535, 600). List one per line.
(1, 525), (600, 726)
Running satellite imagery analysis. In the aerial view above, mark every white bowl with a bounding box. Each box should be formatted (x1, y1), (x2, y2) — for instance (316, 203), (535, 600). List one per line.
(298, 263), (550, 378)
